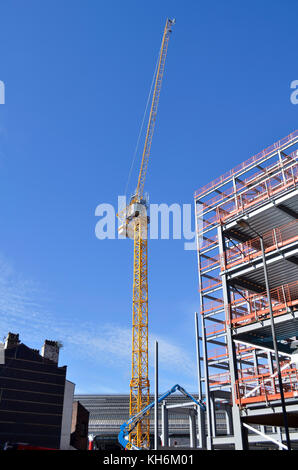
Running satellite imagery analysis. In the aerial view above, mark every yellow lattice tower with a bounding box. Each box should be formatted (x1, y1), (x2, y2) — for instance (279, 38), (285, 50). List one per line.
(129, 216), (150, 448)
(118, 19), (174, 449)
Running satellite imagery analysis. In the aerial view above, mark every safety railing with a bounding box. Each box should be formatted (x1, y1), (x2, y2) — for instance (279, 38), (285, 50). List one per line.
(236, 345), (255, 356)
(208, 344), (255, 361)
(194, 129), (298, 199)
(228, 281), (298, 328)
(217, 161), (298, 223)
(205, 322), (226, 337)
(222, 220), (298, 271)
(209, 371), (231, 387)
(200, 150), (297, 210)
(200, 252), (221, 271)
(238, 364), (271, 379)
(208, 366), (267, 388)
(197, 234), (218, 251)
(200, 276), (222, 292)
(208, 346), (228, 361)
(235, 367), (298, 406)
(195, 151), (298, 234)
(198, 212), (220, 232)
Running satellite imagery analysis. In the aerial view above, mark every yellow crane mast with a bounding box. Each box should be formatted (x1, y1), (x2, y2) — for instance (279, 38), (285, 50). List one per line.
(118, 18), (174, 449)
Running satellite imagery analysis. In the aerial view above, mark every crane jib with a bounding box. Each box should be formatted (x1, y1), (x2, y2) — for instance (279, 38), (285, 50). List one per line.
(136, 18), (175, 200)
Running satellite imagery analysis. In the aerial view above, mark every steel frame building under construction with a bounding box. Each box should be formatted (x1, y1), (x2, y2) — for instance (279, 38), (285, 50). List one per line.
(195, 130), (298, 450)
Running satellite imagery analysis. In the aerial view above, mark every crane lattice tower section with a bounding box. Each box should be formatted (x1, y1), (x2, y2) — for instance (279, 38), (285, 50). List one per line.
(118, 19), (175, 449)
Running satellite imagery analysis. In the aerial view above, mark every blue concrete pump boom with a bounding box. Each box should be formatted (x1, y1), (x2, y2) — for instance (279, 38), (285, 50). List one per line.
(118, 383), (206, 450)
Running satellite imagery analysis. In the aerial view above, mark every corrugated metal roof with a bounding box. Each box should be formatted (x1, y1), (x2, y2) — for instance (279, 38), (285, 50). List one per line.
(74, 394), (228, 435)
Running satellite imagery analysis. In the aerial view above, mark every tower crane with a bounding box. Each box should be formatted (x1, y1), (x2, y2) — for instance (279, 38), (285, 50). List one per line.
(118, 18), (175, 449)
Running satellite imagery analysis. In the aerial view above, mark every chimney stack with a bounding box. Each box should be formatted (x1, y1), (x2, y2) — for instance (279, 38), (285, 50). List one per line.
(41, 340), (60, 364)
(4, 332), (20, 349)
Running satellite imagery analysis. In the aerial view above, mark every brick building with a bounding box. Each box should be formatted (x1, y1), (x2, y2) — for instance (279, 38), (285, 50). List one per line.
(70, 401), (89, 450)
(0, 333), (74, 449)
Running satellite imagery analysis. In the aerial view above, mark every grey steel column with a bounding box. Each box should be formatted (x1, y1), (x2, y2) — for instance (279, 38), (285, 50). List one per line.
(260, 425), (266, 435)
(195, 312), (206, 448)
(210, 393), (217, 437)
(189, 409), (197, 448)
(267, 351), (276, 394)
(268, 353), (283, 449)
(224, 405), (233, 435)
(253, 350), (259, 375)
(259, 235), (291, 451)
(154, 340), (159, 450)
(278, 149), (286, 184)
(161, 401), (168, 448)
(276, 427), (284, 451)
(201, 313), (213, 450)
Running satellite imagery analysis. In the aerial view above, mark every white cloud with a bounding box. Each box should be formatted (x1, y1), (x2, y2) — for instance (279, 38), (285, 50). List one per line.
(149, 335), (196, 377)
(0, 255), (197, 391)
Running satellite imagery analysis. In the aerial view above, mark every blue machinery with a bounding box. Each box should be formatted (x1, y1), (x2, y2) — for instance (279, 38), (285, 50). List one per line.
(118, 384), (206, 450)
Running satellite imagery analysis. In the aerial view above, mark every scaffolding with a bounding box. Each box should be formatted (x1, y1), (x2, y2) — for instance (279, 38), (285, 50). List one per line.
(195, 130), (298, 449)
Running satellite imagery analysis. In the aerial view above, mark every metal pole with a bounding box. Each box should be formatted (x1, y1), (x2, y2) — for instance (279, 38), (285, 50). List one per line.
(259, 236), (291, 450)
(189, 409), (197, 448)
(161, 401), (169, 448)
(201, 314), (213, 450)
(210, 394), (217, 438)
(195, 312), (202, 399)
(195, 312), (206, 448)
(154, 340), (159, 450)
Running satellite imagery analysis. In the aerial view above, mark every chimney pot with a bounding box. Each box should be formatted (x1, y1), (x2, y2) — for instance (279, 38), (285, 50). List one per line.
(41, 339), (60, 363)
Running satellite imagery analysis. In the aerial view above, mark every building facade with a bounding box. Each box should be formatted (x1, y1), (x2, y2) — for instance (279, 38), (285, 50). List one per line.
(70, 401), (89, 450)
(0, 333), (74, 449)
(195, 130), (298, 449)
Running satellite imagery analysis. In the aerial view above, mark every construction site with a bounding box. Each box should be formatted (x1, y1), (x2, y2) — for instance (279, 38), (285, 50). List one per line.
(100, 19), (298, 451)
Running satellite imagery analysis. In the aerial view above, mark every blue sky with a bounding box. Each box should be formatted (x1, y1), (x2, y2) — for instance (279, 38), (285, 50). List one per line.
(0, 0), (297, 394)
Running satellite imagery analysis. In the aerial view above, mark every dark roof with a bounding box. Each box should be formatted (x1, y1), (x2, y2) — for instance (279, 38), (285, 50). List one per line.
(4, 343), (67, 371)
